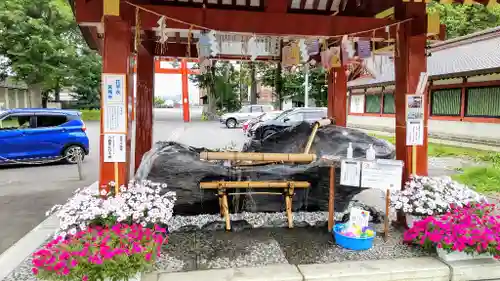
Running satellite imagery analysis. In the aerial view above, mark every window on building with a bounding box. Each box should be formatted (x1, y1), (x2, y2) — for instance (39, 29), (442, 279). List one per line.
(382, 93), (395, 114)
(431, 89), (461, 116)
(36, 115), (68, 128)
(0, 115), (31, 129)
(465, 86), (500, 118)
(365, 94), (381, 113)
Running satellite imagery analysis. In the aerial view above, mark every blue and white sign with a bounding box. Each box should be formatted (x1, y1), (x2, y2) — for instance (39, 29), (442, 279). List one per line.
(103, 74), (126, 133)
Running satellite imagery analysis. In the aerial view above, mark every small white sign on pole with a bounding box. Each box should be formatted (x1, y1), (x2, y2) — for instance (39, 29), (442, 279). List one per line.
(348, 207), (370, 228)
(406, 120), (424, 146)
(103, 74), (127, 133)
(360, 159), (404, 191)
(340, 160), (361, 187)
(103, 133), (126, 163)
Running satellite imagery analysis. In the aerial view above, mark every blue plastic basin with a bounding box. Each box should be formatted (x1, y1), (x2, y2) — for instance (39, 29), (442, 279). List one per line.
(333, 223), (375, 251)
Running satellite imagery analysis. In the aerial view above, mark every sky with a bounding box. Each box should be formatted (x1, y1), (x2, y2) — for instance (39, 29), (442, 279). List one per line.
(154, 74), (200, 104)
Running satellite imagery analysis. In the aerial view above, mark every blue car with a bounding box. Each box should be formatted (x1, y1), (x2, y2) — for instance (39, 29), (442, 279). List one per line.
(0, 108), (90, 165)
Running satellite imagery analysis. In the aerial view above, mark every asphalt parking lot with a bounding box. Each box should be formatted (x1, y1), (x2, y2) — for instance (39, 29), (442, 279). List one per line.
(0, 107), (247, 254)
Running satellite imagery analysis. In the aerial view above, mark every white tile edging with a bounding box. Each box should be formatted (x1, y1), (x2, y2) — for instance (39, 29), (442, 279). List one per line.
(0, 182), (98, 281)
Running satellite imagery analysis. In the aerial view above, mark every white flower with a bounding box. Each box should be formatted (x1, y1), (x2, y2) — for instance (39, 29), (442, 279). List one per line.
(100, 189), (107, 196)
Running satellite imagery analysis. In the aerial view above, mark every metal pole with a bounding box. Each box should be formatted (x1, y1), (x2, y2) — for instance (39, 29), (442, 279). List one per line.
(304, 64), (309, 107)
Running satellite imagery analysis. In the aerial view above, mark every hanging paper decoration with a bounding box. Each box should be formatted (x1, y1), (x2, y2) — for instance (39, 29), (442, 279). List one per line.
(207, 30), (219, 57)
(299, 39), (309, 62)
(320, 48), (332, 70)
(247, 35), (258, 61)
(156, 16), (168, 44)
(197, 32), (211, 58)
(341, 35), (355, 65)
(357, 39), (371, 59)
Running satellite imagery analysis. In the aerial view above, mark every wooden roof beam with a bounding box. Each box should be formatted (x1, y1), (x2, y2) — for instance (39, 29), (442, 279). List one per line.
(132, 5), (400, 37)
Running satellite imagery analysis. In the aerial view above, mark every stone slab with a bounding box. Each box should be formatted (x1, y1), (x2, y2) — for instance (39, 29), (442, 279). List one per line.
(446, 258), (500, 281)
(157, 264), (303, 281)
(297, 257), (450, 281)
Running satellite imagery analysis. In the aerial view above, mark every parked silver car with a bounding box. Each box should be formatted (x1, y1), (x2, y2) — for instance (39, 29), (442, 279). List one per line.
(220, 104), (274, 128)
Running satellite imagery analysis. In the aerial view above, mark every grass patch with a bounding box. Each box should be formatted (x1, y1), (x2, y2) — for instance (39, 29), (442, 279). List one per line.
(369, 133), (492, 159)
(80, 109), (101, 121)
(452, 166), (500, 194)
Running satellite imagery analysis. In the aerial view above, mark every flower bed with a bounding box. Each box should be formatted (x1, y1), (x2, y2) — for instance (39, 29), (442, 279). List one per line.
(391, 176), (485, 218)
(32, 223), (167, 281)
(403, 202), (500, 259)
(33, 180), (177, 281)
(47, 181), (176, 237)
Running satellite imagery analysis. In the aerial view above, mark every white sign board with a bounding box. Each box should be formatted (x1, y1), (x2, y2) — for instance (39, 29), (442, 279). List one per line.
(406, 94), (424, 121)
(103, 134), (126, 163)
(361, 159), (404, 191)
(340, 160), (361, 187)
(103, 74), (127, 133)
(348, 207), (370, 228)
(349, 95), (365, 114)
(406, 120), (424, 146)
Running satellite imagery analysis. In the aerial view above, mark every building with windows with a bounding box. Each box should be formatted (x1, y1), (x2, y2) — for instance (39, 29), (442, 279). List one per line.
(347, 26), (500, 144)
(0, 79), (42, 109)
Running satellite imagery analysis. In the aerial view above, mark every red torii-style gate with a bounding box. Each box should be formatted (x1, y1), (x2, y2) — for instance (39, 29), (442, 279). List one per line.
(154, 58), (199, 122)
(71, 0), (492, 192)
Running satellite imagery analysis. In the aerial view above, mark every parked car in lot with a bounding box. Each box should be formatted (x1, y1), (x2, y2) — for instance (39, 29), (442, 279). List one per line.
(220, 104), (274, 128)
(0, 108), (90, 165)
(245, 111), (283, 137)
(252, 107), (327, 140)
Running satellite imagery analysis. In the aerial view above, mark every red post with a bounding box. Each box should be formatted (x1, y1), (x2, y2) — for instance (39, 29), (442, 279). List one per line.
(326, 67), (348, 127)
(134, 44), (154, 172)
(394, 2), (428, 180)
(333, 67), (348, 127)
(99, 16), (133, 191)
(181, 59), (190, 122)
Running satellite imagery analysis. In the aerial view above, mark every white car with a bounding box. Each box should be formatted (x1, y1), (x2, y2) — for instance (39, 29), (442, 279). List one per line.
(220, 104), (274, 128)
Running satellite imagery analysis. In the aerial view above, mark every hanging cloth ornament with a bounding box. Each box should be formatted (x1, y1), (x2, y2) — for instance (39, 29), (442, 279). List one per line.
(207, 30), (219, 57)
(307, 39), (320, 56)
(320, 48), (332, 70)
(330, 47), (341, 68)
(197, 32), (211, 58)
(282, 45), (293, 67)
(289, 42), (300, 65)
(357, 39), (371, 59)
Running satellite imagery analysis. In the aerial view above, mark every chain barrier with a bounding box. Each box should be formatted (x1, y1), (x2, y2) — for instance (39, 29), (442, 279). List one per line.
(0, 151), (85, 180)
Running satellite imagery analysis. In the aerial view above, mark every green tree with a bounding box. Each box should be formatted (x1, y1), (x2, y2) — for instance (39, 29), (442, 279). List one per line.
(154, 96), (165, 107)
(0, 0), (101, 108)
(191, 61), (241, 113)
(429, 2), (500, 39)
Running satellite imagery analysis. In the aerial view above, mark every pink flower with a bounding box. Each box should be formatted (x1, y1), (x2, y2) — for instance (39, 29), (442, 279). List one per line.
(32, 268), (39, 275)
(82, 275), (88, 281)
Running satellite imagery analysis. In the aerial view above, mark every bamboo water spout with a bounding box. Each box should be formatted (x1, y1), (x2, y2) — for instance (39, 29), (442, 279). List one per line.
(304, 118), (335, 154)
(199, 181), (310, 189)
(200, 151), (316, 163)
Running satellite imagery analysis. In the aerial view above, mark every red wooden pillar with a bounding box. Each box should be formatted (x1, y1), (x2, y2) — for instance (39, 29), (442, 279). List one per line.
(180, 59), (190, 122)
(394, 2), (428, 180)
(134, 44), (154, 172)
(99, 16), (133, 190)
(327, 67), (348, 126)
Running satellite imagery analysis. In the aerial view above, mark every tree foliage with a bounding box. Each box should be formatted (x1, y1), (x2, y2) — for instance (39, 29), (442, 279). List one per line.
(0, 0), (102, 107)
(429, 2), (500, 39)
(190, 61), (241, 113)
